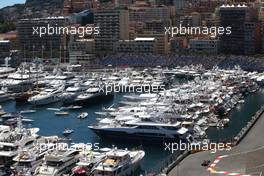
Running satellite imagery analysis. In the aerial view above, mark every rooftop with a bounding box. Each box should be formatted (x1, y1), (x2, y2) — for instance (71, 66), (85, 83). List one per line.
(134, 37), (155, 41)
(0, 40), (10, 43)
(220, 4), (247, 8)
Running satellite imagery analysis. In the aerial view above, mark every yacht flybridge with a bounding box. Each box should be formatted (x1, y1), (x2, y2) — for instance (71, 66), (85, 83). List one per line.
(92, 149), (145, 176)
(34, 148), (80, 176)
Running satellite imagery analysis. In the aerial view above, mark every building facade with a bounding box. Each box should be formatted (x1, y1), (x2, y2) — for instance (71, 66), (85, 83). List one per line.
(114, 37), (157, 53)
(0, 40), (10, 65)
(94, 9), (129, 54)
(137, 31), (169, 54)
(69, 39), (95, 64)
(189, 38), (219, 54)
(17, 17), (69, 61)
(219, 5), (252, 55)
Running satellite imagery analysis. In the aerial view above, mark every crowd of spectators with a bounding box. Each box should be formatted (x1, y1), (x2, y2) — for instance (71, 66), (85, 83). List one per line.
(87, 53), (264, 72)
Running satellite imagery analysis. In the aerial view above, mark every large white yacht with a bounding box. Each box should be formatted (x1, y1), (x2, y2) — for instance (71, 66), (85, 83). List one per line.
(0, 63), (45, 93)
(0, 125), (39, 166)
(10, 136), (58, 176)
(34, 148), (80, 176)
(92, 148), (145, 176)
(28, 86), (64, 106)
(88, 119), (190, 143)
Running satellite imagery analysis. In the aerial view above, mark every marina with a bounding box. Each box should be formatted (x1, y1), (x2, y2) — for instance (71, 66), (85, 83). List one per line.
(0, 64), (263, 175)
(2, 0), (264, 175)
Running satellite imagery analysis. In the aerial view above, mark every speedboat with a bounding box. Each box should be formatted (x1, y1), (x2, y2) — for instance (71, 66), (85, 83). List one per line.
(64, 105), (83, 110)
(20, 109), (36, 114)
(63, 128), (74, 135)
(55, 111), (69, 116)
(77, 112), (88, 119)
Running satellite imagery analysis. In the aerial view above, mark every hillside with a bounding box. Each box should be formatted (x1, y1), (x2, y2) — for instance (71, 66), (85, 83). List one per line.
(0, 0), (64, 22)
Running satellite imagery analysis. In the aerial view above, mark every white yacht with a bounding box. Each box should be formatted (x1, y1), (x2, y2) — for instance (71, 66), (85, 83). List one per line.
(88, 119), (190, 143)
(74, 87), (113, 105)
(123, 93), (158, 102)
(71, 149), (108, 176)
(28, 86), (64, 106)
(34, 149), (80, 176)
(11, 136), (58, 176)
(60, 84), (87, 104)
(0, 126), (39, 166)
(92, 149), (145, 176)
(0, 63), (45, 93)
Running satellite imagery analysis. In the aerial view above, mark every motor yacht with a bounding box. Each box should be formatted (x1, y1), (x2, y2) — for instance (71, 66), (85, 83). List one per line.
(28, 86), (64, 106)
(60, 83), (87, 104)
(71, 149), (108, 176)
(88, 119), (190, 143)
(10, 136), (58, 176)
(92, 148), (145, 176)
(0, 63), (45, 93)
(0, 124), (39, 166)
(74, 86), (113, 105)
(34, 148), (80, 176)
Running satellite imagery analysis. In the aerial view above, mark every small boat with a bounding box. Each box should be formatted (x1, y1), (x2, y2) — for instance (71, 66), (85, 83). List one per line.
(20, 110), (36, 114)
(1, 113), (13, 118)
(77, 112), (88, 119)
(63, 128), (74, 135)
(22, 118), (34, 122)
(94, 112), (108, 116)
(67, 105), (83, 110)
(4, 118), (34, 126)
(47, 108), (61, 111)
(238, 100), (245, 104)
(0, 111), (6, 116)
(55, 111), (69, 116)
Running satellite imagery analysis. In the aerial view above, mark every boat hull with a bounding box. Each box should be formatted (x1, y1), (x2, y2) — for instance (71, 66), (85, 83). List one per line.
(89, 128), (183, 144)
(74, 93), (114, 105)
(0, 95), (11, 102)
(28, 95), (61, 106)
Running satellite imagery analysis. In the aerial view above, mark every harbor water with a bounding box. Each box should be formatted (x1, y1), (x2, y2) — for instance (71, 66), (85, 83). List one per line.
(1, 88), (264, 173)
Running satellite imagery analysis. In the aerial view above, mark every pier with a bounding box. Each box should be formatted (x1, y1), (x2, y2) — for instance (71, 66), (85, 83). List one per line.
(164, 105), (264, 176)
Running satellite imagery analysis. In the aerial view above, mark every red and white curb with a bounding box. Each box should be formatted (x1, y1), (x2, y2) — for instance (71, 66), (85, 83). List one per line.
(207, 155), (251, 176)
